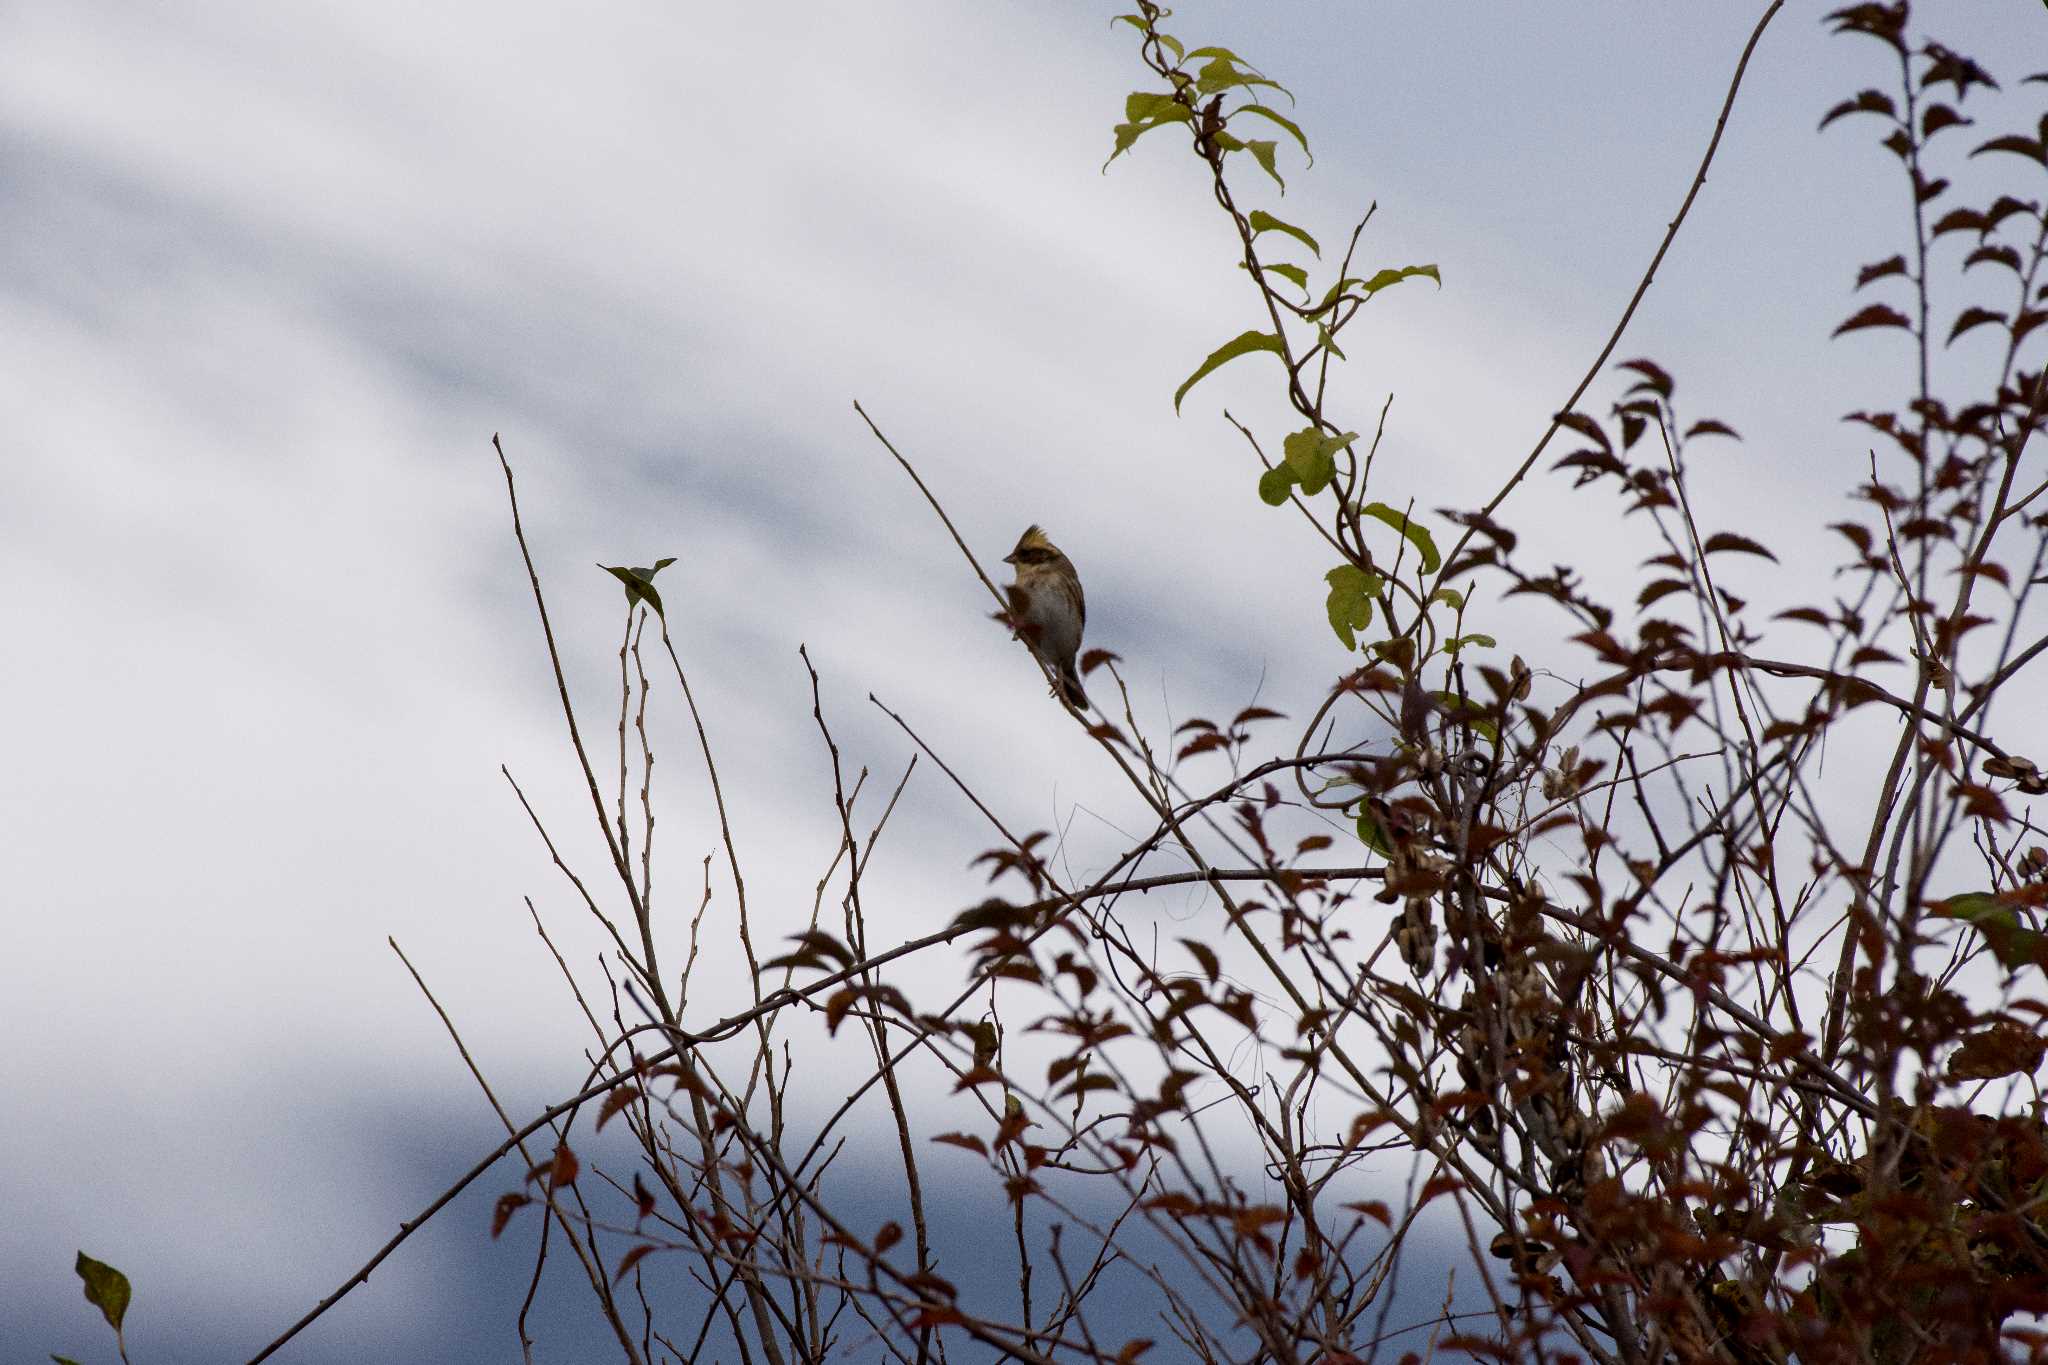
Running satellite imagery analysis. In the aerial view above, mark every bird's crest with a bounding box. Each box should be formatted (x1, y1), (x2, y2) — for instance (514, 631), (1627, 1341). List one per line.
(1014, 524), (1052, 553)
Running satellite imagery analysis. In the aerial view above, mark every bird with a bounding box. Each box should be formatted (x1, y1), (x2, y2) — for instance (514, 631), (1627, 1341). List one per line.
(1003, 525), (1088, 709)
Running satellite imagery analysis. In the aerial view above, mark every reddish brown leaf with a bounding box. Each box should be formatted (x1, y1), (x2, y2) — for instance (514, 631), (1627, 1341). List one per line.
(1950, 1021), (2046, 1080)
(1618, 357), (1675, 398)
(1949, 305), (2007, 344)
(903, 1270), (960, 1300)
(1834, 303), (1913, 337)
(1931, 206), (1988, 236)
(993, 1104), (1033, 1150)
(1819, 88), (1897, 130)
(613, 1243), (655, 1284)
(1700, 532), (1777, 562)
(491, 1192), (531, 1239)
(1599, 1093), (1664, 1142)
(1854, 254), (1908, 289)
(1637, 578), (1690, 608)
(824, 986), (860, 1035)
(1553, 410), (1611, 452)
(1975, 133), (2047, 165)
(1896, 516), (1951, 540)
(596, 1084), (642, 1131)
(1922, 103), (1971, 138)
(1965, 243), (2022, 274)
(952, 1065), (1004, 1092)
(1830, 521), (1874, 556)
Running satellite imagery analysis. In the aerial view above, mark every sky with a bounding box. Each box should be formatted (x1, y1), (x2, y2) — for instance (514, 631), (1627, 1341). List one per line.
(3, 1), (2039, 1360)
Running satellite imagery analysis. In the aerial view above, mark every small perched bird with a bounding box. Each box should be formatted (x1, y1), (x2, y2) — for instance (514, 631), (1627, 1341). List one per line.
(1003, 525), (1088, 709)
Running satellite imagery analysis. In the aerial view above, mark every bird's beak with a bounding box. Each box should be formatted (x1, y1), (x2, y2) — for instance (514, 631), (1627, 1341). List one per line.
(1002, 552), (1017, 565)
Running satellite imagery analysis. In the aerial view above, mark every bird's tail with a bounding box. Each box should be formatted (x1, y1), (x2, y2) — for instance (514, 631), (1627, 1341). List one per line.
(1060, 664), (1089, 710)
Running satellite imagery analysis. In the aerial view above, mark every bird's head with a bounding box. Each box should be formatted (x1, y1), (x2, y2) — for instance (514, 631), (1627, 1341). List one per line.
(1005, 524), (1060, 567)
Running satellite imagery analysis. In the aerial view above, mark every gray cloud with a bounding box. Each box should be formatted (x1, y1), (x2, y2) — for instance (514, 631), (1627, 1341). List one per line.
(5, 0), (2037, 1351)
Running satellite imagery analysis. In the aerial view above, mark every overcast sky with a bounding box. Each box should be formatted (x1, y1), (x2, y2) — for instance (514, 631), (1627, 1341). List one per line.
(4, 1), (2037, 1360)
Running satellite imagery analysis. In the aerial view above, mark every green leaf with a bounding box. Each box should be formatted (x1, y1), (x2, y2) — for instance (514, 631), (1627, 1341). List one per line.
(74, 1252), (130, 1334)
(1296, 453), (1334, 496)
(1358, 503), (1440, 573)
(1317, 269), (1440, 311)
(1324, 565), (1380, 650)
(1314, 321), (1346, 361)
(1257, 466), (1296, 506)
(1358, 264), (1442, 295)
(1243, 139), (1284, 189)
(1106, 116), (1184, 166)
(1368, 636), (1414, 672)
(601, 559), (677, 618)
(1313, 277), (1364, 314)
(1237, 104), (1311, 161)
(1124, 91), (1191, 124)
(54, 1357), (87, 1365)
(1432, 587), (1465, 610)
(1936, 893), (2048, 970)
(1173, 330), (1285, 413)
(1355, 805), (1394, 856)
(1105, 92), (1196, 168)
(1447, 633), (1496, 652)
(1193, 56), (1285, 97)
(1247, 210), (1320, 257)
(1283, 427), (1358, 497)
(1281, 428), (1320, 476)
(1258, 261), (1308, 292)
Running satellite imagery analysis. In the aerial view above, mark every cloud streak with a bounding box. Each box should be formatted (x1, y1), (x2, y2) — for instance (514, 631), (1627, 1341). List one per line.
(6, 0), (2033, 1353)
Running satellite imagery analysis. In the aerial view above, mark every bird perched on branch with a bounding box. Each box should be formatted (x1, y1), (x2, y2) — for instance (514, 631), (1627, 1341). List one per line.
(1003, 525), (1088, 709)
